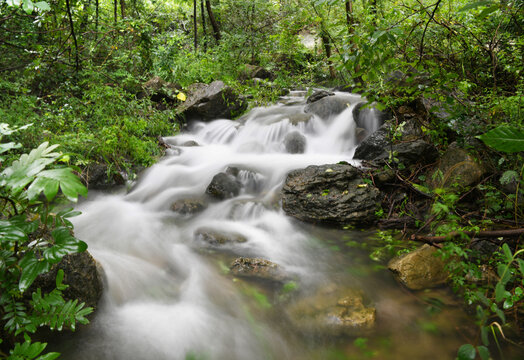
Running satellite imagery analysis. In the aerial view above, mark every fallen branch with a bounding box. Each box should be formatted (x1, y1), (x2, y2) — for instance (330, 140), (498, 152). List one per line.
(411, 228), (524, 243)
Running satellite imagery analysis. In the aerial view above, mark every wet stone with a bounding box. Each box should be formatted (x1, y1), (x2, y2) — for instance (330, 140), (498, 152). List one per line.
(230, 257), (288, 283)
(171, 198), (208, 215)
(205, 172), (242, 200)
(195, 228), (247, 245)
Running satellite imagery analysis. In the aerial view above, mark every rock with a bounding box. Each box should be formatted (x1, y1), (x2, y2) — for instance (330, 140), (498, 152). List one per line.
(182, 140), (199, 147)
(287, 113), (313, 125)
(281, 164), (380, 226)
(356, 127), (368, 143)
(306, 90), (335, 104)
(422, 97), (451, 122)
(430, 143), (485, 189)
(230, 257), (288, 283)
(84, 163), (126, 190)
(286, 285), (376, 335)
(171, 198), (208, 215)
(241, 64), (274, 80)
(194, 227), (247, 245)
(29, 251), (104, 310)
(373, 140), (439, 166)
(205, 172), (242, 200)
(352, 102), (391, 133)
(304, 94), (356, 119)
(353, 123), (391, 160)
(284, 131), (306, 154)
(388, 244), (448, 290)
(142, 76), (182, 104)
(179, 81), (247, 121)
(225, 166), (264, 194)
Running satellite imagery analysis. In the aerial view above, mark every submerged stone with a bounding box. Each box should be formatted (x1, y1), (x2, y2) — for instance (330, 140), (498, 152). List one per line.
(195, 227), (247, 245)
(286, 285), (376, 335)
(388, 244), (448, 290)
(205, 172), (242, 200)
(171, 198), (208, 215)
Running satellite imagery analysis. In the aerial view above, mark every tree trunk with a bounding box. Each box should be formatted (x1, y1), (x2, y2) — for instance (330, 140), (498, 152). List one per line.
(320, 31), (336, 78)
(200, 0), (207, 51)
(120, 0), (126, 19)
(205, 0), (221, 43)
(345, 0), (353, 35)
(193, 0), (198, 51)
(114, 0), (118, 24)
(65, 0), (80, 71)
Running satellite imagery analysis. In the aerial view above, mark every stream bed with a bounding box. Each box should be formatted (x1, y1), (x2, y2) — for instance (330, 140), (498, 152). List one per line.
(53, 91), (476, 359)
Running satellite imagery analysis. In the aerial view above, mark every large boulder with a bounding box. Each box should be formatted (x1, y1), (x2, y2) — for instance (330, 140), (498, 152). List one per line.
(29, 251), (104, 310)
(286, 285), (376, 335)
(281, 164), (380, 226)
(179, 81), (247, 121)
(306, 90), (334, 104)
(430, 142), (485, 189)
(284, 131), (307, 154)
(241, 64), (275, 81)
(205, 172), (242, 200)
(304, 94), (357, 119)
(230, 257), (288, 284)
(141, 76), (182, 104)
(388, 244), (448, 290)
(353, 123), (391, 160)
(83, 163), (126, 190)
(373, 140), (439, 167)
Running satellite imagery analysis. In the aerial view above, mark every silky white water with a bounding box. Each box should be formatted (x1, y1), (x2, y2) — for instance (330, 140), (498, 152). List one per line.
(56, 93), (472, 360)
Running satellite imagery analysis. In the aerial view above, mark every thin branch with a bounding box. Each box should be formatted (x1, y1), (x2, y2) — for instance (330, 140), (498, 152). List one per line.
(418, 0), (442, 64)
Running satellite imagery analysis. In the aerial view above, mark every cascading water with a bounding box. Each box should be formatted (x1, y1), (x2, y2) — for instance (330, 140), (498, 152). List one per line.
(56, 92), (472, 359)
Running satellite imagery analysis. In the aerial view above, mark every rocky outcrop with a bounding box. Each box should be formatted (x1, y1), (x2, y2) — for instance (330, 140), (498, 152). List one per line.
(171, 198), (208, 215)
(83, 163), (126, 190)
(373, 140), (439, 166)
(430, 142), (485, 189)
(205, 172), (242, 200)
(306, 90), (334, 104)
(388, 244), (448, 290)
(29, 251), (104, 310)
(304, 94), (356, 119)
(284, 131), (306, 154)
(286, 285), (376, 335)
(194, 228), (247, 245)
(141, 76), (182, 105)
(241, 64), (275, 81)
(179, 81), (247, 121)
(353, 123), (391, 160)
(281, 164), (380, 226)
(230, 257), (288, 283)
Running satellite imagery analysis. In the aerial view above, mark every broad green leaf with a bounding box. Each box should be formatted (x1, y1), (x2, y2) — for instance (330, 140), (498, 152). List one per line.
(19, 253), (50, 292)
(497, 264), (511, 284)
(502, 243), (513, 261)
(457, 344), (476, 360)
(0, 222), (28, 244)
(37, 352), (61, 360)
(34, 168), (87, 202)
(477, 126), (524, 153)
(22, 0), (34, 13)
(0, 142), (21, 154)
(34, 1), (51, 11)
(477, 346), (490, 360)
(518, 259), (524, 277)
(481, 325), (490, 346)
(478, 4), (500, 19)
(44, 227), (87, 263)
(26, 176), (59, 202)
(459, 1), (493, 12)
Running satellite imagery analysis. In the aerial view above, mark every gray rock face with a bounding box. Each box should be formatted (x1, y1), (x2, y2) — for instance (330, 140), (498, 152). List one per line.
(388, 244), (448, 290)
(29, 251), (104, 310)
(205, 172), (241, 200)
(374, 140), (439, 166)
(142, 76), (182, 104)
(352, 102), (390, 133)
(430, 143), (485, 189)
(284, 131), (306, 154)
(304, 94), (353, 119)
(281, 164), (380, 226)
(179, 81), (247, 121)
(306, 90), (335, 104)
(194, 228), (247, 245)
(171, 198), (208, 215)
(230, 257), (288, 283)
(353, 123), (391, 160)
(84, 163), (126, 190)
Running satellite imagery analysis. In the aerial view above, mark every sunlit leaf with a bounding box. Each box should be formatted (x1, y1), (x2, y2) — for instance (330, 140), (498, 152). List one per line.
(477, 126), (524, 153)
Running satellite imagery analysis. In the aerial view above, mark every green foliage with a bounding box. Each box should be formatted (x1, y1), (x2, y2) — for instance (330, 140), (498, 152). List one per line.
(0, 126), (92, 359)
(477, 126), (524, 154)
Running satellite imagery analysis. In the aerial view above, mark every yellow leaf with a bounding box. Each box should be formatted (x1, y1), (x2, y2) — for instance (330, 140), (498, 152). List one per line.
(177, 92), (187, 102)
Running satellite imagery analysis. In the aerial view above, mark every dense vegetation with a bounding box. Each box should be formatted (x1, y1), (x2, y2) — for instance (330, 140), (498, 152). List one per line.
(0, 0), (522, 359)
